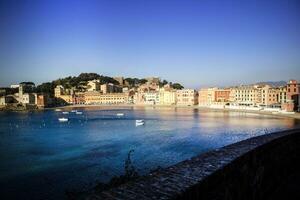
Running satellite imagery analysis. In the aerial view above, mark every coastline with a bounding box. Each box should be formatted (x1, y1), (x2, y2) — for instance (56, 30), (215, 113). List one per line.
(49, 104), (300, 120)
(2, 103), (299, 120)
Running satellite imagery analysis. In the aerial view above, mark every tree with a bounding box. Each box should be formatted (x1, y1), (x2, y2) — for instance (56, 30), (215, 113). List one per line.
(139, 79), (148, 84)
(172, 83), (184, 90)
(36, 82), (55, 95)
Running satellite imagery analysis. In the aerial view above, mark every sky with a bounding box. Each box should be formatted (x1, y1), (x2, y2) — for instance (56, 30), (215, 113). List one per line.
(0, 0), (299, 88)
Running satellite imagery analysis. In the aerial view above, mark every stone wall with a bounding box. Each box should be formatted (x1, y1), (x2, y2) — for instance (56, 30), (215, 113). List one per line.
(87, 128), (300, 200)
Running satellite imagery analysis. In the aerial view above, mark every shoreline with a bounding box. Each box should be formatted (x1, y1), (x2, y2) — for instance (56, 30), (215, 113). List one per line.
(2, 103), (300, 120)
(50, 104), (300, 120)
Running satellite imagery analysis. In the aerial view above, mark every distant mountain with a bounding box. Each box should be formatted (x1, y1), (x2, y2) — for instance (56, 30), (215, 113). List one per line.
(256, 81), (287, 87)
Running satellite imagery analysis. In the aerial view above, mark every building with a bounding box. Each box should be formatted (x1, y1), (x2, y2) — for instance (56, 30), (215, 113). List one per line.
(87, 80), (100, 92)
(100, 83), (122, 94)
(286, 80), (300, 111)
(176, 89), (198, 106)
(0, 95), (17, 105)
(54, 85), (73, 104)
(18, 83), (37, 104)
(73, 92), (85, 105)
(146, 77), (160, 84)
(138, 82), (159, 93)
(113, 77), (125, 86)
(159, 88), (176, 105)
(278, 86), (287, 104)
(20, 93), (36, 104)
(84, 92), (128, 105)
(54, 85), (64, 97)
(36, 94), (48, 108)
(233, 85), (262, 106)
(261, 85), (279, 107)
(215, 89), (231, 102)
(143, 92), (160, 105)
(10, 84), (19, 89)
(198, 88), (217, 106)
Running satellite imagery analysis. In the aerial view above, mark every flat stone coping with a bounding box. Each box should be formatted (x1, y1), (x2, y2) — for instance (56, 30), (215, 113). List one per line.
(87, 128), (300, 200)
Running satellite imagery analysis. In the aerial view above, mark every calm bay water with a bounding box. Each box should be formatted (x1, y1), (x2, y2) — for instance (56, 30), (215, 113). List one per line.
(0, 107), (299, 199)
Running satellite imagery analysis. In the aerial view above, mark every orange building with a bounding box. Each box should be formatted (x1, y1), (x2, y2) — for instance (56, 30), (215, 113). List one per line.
(214, 89), (231, 102)
(36, 94), (47, 108)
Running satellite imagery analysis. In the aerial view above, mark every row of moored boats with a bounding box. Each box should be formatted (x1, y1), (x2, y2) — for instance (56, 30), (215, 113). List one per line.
(57, 111), (145, 126)
(58, 110), (82, 122)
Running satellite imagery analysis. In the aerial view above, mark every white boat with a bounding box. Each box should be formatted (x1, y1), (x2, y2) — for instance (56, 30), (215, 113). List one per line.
(71, 110), (77, 113)
(62, 111), (69, 114)
(116, 113), (124, 116)
(76, 111), (83, 115)
(135, 119), (145, 126)
(55, 108), (62, 112)
(58, 118), (68, 122)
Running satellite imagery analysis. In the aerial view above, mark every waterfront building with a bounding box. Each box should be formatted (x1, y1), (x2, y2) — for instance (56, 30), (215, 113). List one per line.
(215, 89), (231, 102)
(278, 86), (287, 104)
(261, 85), (280, 107)
(144, 92), (160, 105)
(176, 89), (198, 106)
(84, 92), (128, 104)
(87, 80), (100, 91)
(233, 85), (262, 106)
(198, 88), (217, 106)
(18, 83), (37, 105)
(36, 94), (48, 108)
(54, 85), (73, 104)
(159, 87), (176, 105)
(0, 95), (17, 105)
(20, 93), (36, 104)
(73, 92), (85, 105)
(286, 80), (300, 111)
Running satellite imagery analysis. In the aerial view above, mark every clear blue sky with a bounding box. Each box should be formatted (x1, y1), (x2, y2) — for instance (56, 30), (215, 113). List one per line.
(0, 0), (299, 88)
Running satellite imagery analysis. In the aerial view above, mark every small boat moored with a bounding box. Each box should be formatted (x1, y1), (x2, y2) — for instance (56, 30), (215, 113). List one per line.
(135, 119), (145, 126)
(62, 111), (69, 114)
(76, 111), (83, 115)
(58, 118), (68, 122)
(71, 110), (77, 113)
(116, 113), (124, 116)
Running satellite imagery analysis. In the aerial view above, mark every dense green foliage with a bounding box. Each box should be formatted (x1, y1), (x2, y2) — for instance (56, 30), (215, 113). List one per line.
(124, 78), (147, 86)
(35, 73), (185, 96)
(36, 73), (120, 95)
(171, 83), (184, 89)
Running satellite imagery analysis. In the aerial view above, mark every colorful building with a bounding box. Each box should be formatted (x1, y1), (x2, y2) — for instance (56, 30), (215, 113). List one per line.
(84, 92), (128, 105)
(176, 89), (198, 106)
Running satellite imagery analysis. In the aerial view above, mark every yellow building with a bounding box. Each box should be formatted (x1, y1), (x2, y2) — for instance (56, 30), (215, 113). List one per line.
(54, 85), (73, 104)
(84, 92), (128, 104)
(159, 88), (176, 105)
(87, 80), (100, 91)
